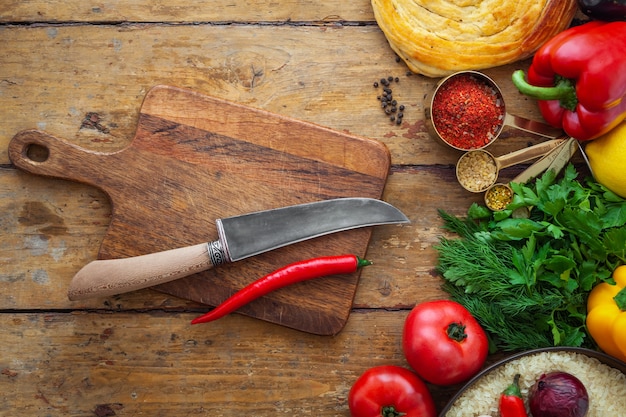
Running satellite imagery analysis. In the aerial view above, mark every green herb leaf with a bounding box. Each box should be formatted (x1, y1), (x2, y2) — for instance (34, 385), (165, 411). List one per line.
(603, 226), (626, 264)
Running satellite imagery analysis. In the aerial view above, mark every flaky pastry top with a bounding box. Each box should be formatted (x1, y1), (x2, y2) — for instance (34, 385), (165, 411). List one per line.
(371, 0), (578, 77)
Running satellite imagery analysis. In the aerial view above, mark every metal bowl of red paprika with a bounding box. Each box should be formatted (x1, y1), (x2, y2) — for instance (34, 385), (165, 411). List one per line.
(425, 71), (506, 151)
(438, 347), (626, 417)
(425, 71), (564, 152)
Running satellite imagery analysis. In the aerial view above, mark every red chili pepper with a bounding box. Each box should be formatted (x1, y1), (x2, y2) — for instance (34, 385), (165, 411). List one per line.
(512, 21), (626, 141)
(190, 254), (371, 325)
(499, 374), (528, 417)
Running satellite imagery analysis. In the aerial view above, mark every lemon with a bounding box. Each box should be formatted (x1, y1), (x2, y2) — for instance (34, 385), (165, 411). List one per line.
(585, 120), (626, 198)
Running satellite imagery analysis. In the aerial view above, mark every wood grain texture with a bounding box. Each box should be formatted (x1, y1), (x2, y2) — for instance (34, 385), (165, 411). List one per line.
(0, 4), (593, 416)
(1, 310), (482, 416)
(0, 24), (548, 166)
(1, 1), (376, 23)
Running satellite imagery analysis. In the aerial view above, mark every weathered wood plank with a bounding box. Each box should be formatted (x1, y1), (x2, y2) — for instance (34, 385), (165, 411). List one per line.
(0, 310), (466, 416)
(0, 24), (544, 166)
(0, 1), (376, 23)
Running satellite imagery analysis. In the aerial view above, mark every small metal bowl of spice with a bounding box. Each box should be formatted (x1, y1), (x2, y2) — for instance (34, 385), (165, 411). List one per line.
(456, 149), (499, 192)
(425, 71), (505, 151)
(484, 183), (514, 211)
(425, 71), (564, 151)
(456, 139), (566, 193)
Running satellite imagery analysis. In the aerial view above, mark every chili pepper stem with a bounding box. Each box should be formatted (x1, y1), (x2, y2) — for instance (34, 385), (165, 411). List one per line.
(503, 373), (523, 397)
(356, 256), (372, 268)
(511, 70), (578, 111)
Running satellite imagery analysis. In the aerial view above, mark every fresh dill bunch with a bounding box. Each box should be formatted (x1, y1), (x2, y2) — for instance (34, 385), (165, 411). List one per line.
(443, 283), (553, 350)
(436, 236), (522, 297)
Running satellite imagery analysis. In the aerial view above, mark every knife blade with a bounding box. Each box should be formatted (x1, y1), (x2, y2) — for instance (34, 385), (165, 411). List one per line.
(67, 197), (409, 300)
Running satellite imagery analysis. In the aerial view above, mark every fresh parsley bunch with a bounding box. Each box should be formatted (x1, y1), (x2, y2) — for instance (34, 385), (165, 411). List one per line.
(436, 164), (626, 351)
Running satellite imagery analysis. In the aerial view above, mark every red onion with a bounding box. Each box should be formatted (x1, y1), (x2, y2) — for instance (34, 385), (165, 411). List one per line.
(528, 371), (589, 417)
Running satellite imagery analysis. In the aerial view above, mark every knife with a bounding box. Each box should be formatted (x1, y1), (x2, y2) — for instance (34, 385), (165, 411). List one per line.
(67, 197), (409, 300)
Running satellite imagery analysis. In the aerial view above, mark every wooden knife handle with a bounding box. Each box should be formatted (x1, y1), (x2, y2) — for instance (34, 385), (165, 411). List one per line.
(68, 242), (219, 300)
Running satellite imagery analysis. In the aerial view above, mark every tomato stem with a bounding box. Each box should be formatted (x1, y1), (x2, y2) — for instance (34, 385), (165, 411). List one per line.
(381, 405), (406, 417)
(446, 322), (468, 342)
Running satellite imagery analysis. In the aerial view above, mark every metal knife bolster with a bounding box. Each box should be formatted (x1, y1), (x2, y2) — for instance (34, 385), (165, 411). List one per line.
(207, 219), (231, 267)
(207, 239), (229, 267)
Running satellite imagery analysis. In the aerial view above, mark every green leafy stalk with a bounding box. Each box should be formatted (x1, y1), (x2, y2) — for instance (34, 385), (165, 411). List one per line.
(435, 164), (626, 351)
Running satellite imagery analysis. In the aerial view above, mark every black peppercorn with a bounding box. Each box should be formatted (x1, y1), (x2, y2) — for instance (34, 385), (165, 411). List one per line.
(373, 74), (408, 125)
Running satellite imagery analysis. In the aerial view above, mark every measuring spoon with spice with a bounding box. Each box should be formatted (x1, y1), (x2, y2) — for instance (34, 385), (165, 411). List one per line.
(484, 138), (578, 211)
(456, 139), (566, 193)
(425, 71), (564, 151)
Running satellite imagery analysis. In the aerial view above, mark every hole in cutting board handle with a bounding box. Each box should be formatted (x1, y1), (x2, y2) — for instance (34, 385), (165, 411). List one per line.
(25, 143), (49, 162)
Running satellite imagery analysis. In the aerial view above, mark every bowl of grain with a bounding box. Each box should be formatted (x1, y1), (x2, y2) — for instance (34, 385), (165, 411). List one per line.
(439, 347), (626, 417)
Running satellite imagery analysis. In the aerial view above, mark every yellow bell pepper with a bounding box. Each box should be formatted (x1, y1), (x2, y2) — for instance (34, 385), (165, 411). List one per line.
(586, 265), (626, 363)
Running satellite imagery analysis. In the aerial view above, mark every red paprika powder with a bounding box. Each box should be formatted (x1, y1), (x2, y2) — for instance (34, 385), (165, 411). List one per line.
(432, 73), (505, 150)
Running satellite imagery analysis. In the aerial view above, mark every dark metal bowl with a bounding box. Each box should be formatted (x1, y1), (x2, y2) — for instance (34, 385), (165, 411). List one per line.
(438, 347), (626, 417)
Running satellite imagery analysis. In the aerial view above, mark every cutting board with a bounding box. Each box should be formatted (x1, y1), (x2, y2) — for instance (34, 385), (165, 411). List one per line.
(8, 85), (391, 335)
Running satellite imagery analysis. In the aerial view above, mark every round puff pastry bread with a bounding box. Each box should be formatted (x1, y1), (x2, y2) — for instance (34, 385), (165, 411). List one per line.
(371, 0), (578, 77)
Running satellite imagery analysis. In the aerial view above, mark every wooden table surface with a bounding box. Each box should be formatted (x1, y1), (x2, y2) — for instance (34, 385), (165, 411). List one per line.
(1, 3), (588, 416)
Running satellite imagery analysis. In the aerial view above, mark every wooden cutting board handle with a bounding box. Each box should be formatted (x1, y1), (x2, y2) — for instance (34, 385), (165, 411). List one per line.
(8, 130), (115, 184)
(67, 243), (215, 300)
(8, 130), (222, 300)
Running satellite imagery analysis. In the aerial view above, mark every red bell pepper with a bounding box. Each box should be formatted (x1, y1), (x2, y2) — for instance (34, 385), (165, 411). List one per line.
(512, 21), (626, 141)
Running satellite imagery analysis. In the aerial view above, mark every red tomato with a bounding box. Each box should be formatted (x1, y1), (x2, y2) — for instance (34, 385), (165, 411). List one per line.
(348, 365), (436, 417)
(402, 300), (488, 386)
